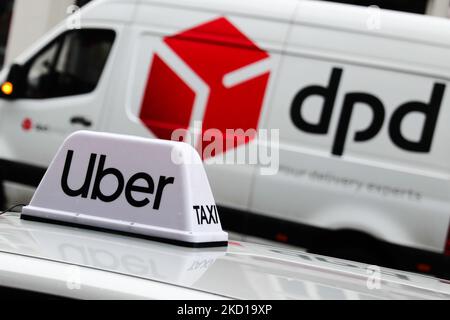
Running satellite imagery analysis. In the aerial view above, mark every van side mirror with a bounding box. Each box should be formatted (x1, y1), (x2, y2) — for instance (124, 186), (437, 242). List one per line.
(0, 64), (26, 100)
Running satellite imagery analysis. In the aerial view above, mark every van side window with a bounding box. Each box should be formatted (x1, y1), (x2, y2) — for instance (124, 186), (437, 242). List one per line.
(24, 29), (115, 99)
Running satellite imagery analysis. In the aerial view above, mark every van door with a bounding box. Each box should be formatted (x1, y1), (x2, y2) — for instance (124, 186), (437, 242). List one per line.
(108, 2), (295, 215)
(0, 28), (117, 173)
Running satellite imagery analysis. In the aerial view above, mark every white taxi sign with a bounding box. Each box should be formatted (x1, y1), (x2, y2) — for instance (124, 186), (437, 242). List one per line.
(21, 131), (228, 247)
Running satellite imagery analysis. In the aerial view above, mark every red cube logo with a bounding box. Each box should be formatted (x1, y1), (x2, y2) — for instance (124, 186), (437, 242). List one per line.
(139, 17), (271, 157)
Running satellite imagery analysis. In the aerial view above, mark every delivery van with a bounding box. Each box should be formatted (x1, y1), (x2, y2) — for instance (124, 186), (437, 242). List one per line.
(0, 0), (449, 277)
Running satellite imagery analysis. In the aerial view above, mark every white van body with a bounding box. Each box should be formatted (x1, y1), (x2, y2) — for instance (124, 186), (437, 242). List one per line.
(0, 0), (449, 277)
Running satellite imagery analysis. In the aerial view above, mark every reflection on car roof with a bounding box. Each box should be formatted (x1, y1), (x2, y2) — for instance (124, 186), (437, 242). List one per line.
(0, 212), (449, 300)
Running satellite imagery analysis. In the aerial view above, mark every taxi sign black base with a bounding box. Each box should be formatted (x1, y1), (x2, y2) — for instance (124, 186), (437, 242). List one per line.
(21, 214), (228, 248)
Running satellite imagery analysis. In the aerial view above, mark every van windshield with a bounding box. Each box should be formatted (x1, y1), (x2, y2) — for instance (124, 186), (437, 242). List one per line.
(24, 29), (115, 99)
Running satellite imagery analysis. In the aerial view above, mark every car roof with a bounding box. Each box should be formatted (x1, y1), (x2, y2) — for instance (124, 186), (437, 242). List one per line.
(0, 212), (449, 299)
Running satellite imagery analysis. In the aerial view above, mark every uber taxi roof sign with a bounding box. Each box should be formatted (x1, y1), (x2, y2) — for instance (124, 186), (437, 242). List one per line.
(21, 131), (228, 247)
